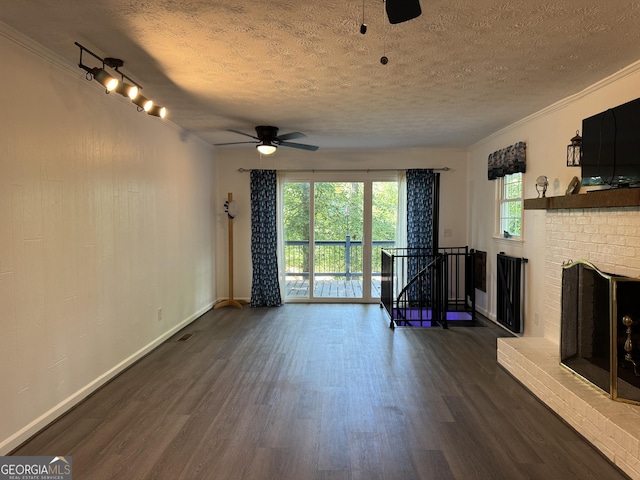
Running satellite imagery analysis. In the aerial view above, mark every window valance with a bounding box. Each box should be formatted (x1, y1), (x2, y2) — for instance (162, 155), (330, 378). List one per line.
(488, 141), (526, 180)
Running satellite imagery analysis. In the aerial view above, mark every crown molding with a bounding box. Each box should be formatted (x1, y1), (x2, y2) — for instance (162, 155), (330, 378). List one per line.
(0, 20), (212, 151)
(0, 20), (77, 75)
(470, 59), (640, 150)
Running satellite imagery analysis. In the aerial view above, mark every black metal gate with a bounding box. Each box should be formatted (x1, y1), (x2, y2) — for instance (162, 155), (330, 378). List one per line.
(380, 247), (476, 329)
(496, 253), (528, 333)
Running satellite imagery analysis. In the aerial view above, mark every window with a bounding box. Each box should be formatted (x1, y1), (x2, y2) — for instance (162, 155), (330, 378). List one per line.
(497, 172), (523, 238)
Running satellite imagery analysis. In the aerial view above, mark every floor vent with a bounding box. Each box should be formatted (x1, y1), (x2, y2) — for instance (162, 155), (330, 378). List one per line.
(176, 333), (194, 342)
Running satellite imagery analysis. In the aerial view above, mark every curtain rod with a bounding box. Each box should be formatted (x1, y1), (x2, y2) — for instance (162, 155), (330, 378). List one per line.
(237, 167), (450, 173)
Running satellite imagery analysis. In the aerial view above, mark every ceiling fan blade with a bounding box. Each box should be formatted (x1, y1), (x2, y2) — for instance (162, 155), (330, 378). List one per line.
(227, 129), (260, 140)
(214, 141), (258, 146)
(280, 141), (319, 151)
(277, 131), (306, 141)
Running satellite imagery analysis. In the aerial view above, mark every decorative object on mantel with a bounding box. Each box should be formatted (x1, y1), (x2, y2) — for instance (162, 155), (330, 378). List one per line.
(487, 141), (526, 180)
(535, 175), (549, 198)
(566, 176), (580, 195)
(567, 130), (582, 166)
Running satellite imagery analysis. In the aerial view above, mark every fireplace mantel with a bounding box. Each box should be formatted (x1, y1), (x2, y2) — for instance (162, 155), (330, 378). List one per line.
(524, 188), (640, 210)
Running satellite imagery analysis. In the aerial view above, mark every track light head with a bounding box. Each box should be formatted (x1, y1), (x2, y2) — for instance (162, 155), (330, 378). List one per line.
(91, 67), (118, 91)
(132, 94), (153, 112)
(148, 105), (167, 119)
(115, 81), (139, 100)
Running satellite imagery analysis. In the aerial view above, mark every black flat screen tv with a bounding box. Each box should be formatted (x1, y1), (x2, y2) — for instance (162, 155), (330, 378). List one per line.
(581, 97), (640, 188)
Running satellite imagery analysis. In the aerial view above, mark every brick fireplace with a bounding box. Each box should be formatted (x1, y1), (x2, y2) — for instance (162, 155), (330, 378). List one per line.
(498, 198), (640, 480)
(560, 260), (640, 404)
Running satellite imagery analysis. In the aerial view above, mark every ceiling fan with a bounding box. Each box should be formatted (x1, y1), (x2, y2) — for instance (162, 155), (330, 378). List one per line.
(215, 126), (319, 155)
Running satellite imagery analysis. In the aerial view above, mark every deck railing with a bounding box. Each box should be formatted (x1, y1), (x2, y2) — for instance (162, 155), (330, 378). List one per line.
(285, 237), (395, 279)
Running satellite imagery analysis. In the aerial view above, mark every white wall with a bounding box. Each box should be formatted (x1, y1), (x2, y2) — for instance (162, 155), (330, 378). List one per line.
(0, 28), (216, 452)
(214, 147), (468, 301)
(467, 60), (640, 339)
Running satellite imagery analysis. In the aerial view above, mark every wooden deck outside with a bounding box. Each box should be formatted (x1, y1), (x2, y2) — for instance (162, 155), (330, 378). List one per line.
(286, 276), (382, 299)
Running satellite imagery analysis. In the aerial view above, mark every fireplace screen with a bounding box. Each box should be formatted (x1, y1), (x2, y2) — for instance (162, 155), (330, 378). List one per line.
(561, 260), (640, 404)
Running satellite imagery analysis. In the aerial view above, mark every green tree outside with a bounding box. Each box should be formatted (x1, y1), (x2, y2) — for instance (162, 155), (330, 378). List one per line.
(283, 181), (398, 275)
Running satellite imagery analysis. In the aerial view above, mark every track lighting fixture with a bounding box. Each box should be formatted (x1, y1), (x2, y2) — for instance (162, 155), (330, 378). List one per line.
(132, 94), (153, 112)
(75, 42), (167, 119)
(115, 81), (139, 100)
(90, 67), (119, 91)
(148, 104), (167, 118)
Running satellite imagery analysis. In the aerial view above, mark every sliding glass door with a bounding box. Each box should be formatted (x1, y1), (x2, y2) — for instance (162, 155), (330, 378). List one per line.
(283, 174), (398, 303)
(313, 181), (364, 299)
(371, 181), (398, 297)
(283, 181), (311, 299)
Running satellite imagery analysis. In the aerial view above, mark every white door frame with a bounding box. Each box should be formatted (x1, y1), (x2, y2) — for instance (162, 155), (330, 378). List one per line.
(282, 171), (398, 303)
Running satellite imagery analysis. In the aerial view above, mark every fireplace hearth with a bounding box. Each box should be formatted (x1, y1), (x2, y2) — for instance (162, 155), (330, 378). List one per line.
(561, 260), (640, 404)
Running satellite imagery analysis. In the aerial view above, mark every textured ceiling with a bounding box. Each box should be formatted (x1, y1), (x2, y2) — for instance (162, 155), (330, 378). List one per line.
(1, 0), (640, 150)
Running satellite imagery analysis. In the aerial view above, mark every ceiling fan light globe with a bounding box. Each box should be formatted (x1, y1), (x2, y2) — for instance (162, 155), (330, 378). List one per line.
(257, 144), (277, 155)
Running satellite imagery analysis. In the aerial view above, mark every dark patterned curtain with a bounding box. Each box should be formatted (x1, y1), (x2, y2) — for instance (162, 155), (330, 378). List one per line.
(406, 169), (436, 303)
(488, 141), (526, 180)
(407, 169), (435, 251)
(250, 170), (282, 307)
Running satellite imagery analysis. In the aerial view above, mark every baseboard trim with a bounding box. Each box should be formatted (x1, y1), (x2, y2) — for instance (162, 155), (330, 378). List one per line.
(0, 302), (213, 455)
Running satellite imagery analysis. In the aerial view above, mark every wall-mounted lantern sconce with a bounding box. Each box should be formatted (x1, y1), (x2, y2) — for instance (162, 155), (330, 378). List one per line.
(76, 42), (167, 120)
(567, 130), (582, 167)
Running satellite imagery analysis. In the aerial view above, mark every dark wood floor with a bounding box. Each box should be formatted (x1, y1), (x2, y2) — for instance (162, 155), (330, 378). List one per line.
(13, 305), (628, 480)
